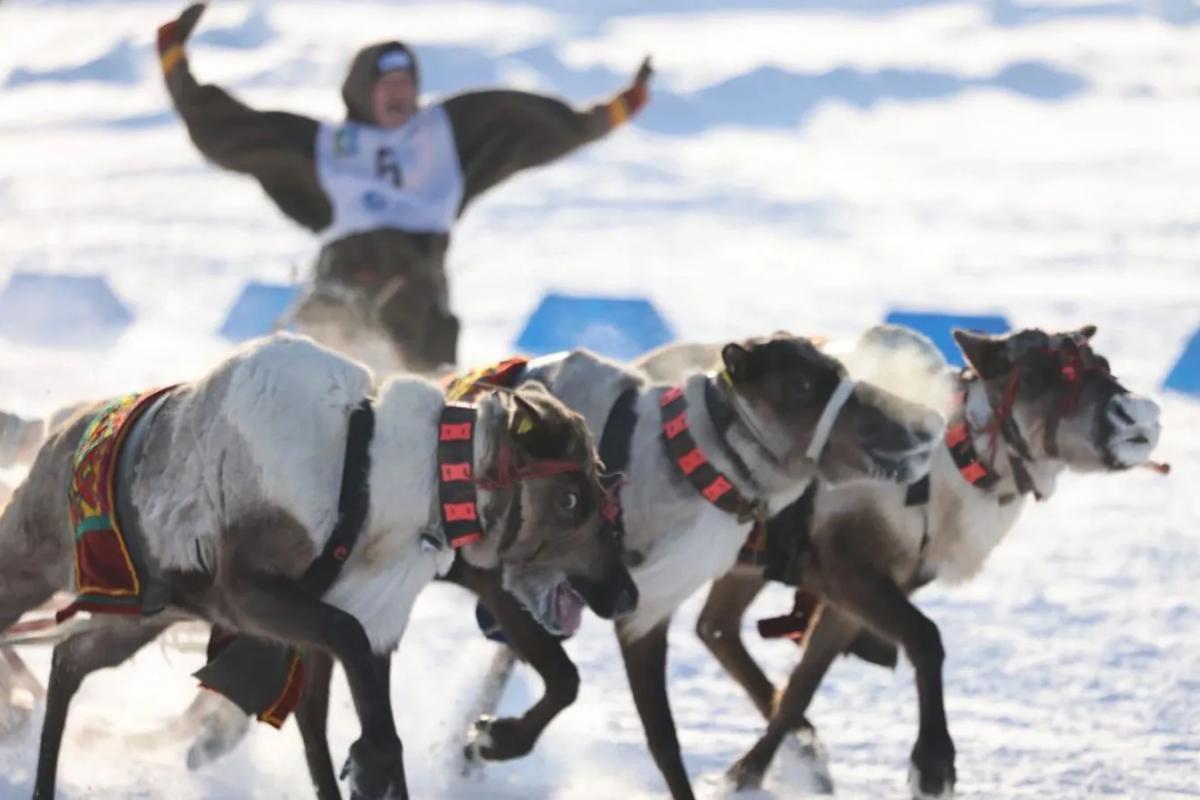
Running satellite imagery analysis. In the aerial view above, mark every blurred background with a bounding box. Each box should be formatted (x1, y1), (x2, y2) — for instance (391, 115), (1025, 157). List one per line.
(0, 1), (1197, 798)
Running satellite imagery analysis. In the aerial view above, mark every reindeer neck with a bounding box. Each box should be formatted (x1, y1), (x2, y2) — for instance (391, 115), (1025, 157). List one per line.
(691, 372), (812, 511)
(956, 376), (1063, 504)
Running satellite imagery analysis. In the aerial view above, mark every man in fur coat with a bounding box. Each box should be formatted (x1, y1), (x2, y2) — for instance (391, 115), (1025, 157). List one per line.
(158, 3), (653, 371)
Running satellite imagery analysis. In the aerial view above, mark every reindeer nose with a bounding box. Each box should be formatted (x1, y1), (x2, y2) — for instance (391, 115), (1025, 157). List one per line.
(859, 404), (942, 455)
(1108, 394), (1162, 446)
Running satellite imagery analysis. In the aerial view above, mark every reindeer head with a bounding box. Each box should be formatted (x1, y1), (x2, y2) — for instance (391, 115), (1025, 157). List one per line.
(465, 382), (637, 636)
(719, 334), (943, 486)
(953, 326), (1162, 472)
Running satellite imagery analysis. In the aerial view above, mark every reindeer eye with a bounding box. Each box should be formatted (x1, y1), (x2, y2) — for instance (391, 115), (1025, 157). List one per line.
(558, 491), (580, 513)
(793, 377), (815, 402)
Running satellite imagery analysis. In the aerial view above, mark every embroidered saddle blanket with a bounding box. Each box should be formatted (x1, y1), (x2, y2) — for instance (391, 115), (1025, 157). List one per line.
(58, 387), (174, 623)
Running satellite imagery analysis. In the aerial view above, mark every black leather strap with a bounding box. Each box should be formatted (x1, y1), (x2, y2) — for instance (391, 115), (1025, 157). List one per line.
(301, 399), (375, 597)
(703, 376), (758, 489)
(598, 388), (638, 536)
(905, 474), (931, 507)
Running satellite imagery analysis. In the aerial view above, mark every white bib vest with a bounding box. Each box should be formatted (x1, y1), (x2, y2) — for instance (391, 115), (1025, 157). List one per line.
(315, 105), (464, 244)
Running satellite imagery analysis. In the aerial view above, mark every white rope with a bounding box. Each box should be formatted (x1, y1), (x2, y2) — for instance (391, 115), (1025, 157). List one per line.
(804, 377), (857, 462)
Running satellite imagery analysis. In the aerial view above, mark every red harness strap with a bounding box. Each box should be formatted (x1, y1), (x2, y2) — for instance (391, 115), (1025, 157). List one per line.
(438, 403), (487, 548)
(757, 590), (824, 643)
(660, 386), (761, 524)
(945, 398), (1001, 491)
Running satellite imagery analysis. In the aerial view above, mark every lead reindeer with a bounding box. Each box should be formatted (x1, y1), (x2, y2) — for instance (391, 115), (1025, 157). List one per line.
(0, 333), (637, 800)
(673, 325), (1164, 799)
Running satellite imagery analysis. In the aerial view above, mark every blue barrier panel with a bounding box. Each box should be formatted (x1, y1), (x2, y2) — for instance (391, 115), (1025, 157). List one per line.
(0, 272), (134, 349)
(218, 281), (302, 342)
(884, 310), (1010, 368)
(516, 292), (675, 360)
(1163, 327), (1200, 396)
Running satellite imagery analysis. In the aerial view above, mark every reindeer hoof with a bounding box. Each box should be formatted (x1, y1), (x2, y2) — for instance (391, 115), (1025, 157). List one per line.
(725, 754), (766, 792)
(464, 715), (535, 762)
(908, 737), (956, 799)
(0, 697), (32, 741)
(186, 702), (251, 770)
(342, 737), (408, 800)
(782, 727), (834, 794)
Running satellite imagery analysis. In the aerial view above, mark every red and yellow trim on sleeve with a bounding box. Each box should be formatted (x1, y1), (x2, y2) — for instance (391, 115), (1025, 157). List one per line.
(160, 43), (185, 75)
(606, 97), (631, 128)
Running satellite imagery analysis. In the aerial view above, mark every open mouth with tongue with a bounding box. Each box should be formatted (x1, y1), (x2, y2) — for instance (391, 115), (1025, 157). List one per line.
(551, 581), (584, 636)
(501, 567), (589, 637)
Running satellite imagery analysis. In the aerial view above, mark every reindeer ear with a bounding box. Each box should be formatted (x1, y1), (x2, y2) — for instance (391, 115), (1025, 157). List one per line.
(1079, 324), (1097, 340)
(721, 342), (752, 382)
(506, 383), (579, 461)
(509, 390), (543, 439)
(952, 329), (1008, 377)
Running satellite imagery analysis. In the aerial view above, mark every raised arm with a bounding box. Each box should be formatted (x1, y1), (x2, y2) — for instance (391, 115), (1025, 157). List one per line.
(156, 3), (331, 232)
(442, 58), (653, 208)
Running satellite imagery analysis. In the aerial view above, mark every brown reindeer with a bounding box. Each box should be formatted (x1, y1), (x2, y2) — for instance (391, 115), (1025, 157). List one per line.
(679, 325), (1165, 798)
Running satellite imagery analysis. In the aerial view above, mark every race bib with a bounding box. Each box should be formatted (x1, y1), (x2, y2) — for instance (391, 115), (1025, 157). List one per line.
(316, 105), (464, 243)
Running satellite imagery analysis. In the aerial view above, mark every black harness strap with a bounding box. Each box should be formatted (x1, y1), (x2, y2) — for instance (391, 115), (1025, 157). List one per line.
(703, 376), (759, 490)
(904, 474), (931, 507)
(301, 399), (375, 596)
(598, 387), (638, 536)
(660, 385), (761, 524)
(195, 397), (375, 727)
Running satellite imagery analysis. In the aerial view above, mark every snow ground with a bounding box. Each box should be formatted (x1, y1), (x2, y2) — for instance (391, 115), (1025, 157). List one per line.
(1, 0), (1198, 797)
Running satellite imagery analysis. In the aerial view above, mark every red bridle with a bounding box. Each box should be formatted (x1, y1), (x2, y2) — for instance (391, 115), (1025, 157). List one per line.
(984, 338), (1112, 464)
(474, 439), (589, 492)
(475, 439), (626, 534)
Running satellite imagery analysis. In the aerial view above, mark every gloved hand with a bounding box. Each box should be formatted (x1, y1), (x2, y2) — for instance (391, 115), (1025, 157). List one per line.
(607, 56), (654, 127)
(157, 2), (207, 74)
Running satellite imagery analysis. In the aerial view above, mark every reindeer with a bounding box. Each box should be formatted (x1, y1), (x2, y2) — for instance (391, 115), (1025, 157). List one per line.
(673, 325), (1164, 799)
(0, 333), (636, 799)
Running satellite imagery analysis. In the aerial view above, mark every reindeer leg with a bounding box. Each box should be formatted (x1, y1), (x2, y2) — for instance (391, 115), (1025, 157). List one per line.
(295, 650), (342, 800)
(833, 571), (955, 799)
(695, 571), (772, 718)
(0, 534), (67, 741)
(227, 572), (406, 800)
(726, 606), (859, 792)
(34, 621), (173, 799)
(618, 618), (694, 800)
(845, 626), (899, 668)
(0, 647), (35, 740)
(457, 566), (578, 762)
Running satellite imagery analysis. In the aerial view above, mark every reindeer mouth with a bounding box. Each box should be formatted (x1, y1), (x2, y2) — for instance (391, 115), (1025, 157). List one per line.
(552, 582), (584, 636)
(866, 457), (907, 481)
(864, 445), (933, 485)
(503, 569), (584, 637)
(1104, 431), (1158, 470)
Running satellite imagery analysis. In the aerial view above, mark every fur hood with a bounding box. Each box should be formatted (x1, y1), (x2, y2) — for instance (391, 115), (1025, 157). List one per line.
(342, 40), (420, 124)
